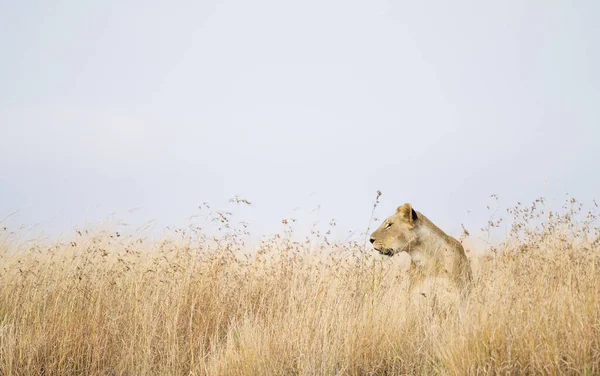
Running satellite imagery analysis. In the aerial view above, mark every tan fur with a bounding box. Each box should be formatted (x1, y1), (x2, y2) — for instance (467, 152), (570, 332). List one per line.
(370, 203), (472, 292)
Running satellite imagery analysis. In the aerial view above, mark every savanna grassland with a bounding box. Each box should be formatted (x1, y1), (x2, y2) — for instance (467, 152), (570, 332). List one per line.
(1, 197), (599, 375)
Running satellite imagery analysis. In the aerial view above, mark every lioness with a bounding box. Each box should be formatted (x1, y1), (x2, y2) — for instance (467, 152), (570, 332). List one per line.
(370, 203), (472, 292)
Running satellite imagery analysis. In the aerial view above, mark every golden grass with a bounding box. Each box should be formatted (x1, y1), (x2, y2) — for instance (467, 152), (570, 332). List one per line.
(0, 198), (599, 375)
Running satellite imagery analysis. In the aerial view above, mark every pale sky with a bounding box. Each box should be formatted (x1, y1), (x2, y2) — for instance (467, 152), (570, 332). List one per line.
(1, 1), (599, 240)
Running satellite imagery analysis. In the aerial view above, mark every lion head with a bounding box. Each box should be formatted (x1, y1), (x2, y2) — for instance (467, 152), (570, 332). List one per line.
(370, 203), (419, 256)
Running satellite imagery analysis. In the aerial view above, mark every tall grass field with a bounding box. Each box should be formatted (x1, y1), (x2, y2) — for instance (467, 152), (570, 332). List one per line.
(1, 197), (599, 375)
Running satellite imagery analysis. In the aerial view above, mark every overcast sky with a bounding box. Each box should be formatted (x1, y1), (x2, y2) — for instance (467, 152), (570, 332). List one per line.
(1, 1), (599, 240)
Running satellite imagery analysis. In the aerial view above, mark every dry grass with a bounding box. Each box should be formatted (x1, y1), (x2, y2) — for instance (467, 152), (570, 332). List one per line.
(1, 197), (600, 375)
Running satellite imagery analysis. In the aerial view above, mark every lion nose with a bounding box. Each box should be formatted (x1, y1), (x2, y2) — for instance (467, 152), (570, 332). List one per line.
(369, 237), (375, 244)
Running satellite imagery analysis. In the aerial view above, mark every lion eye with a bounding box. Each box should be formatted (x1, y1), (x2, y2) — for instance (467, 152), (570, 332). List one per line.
(385, 222), (392, 229)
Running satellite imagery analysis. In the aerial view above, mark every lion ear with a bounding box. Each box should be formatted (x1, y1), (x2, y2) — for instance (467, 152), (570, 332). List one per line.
(396, 203), (417, 225)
